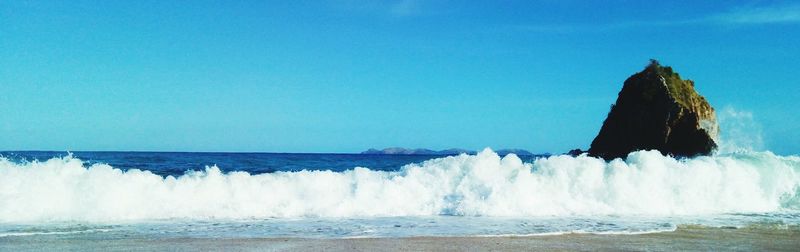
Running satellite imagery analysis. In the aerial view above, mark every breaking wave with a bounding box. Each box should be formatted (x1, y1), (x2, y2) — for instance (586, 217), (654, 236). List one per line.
(1, 149), (799, 223)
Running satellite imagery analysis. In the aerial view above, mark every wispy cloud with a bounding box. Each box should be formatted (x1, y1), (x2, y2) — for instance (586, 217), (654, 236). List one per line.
(512, 18), (712, 34)
(514, 20), (695, 33)
(515, 3), (800, 33)
(711, 4), (800, 24)
(389, 0), (421, 17)
(332, 0), (435, 18)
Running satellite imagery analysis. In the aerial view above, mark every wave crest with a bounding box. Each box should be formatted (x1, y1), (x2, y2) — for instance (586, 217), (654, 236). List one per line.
(0, 149), (798, 223)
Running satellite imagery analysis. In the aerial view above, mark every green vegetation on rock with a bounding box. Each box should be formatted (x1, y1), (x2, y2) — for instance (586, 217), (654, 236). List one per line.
(645, 59), (702, 109)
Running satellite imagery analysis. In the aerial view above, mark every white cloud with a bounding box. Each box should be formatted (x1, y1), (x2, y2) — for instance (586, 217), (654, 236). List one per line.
(712, 4), (800, 24)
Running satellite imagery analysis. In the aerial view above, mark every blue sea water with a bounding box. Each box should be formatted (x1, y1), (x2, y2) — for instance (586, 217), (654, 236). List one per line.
(0, 150), (798, 238)
(0, 151), (465, 177)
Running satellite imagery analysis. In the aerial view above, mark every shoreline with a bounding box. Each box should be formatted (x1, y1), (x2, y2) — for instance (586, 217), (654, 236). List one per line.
(2, 225), (798, 251)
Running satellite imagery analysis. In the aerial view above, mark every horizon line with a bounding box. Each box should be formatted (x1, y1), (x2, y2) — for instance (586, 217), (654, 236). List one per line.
(0, 149), (550, 155)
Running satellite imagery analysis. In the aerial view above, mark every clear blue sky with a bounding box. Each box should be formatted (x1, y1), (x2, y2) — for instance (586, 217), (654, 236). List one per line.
(1, 1), (799, 154)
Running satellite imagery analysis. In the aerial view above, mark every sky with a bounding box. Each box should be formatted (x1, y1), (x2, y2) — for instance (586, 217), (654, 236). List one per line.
(1, 0), (799, 154)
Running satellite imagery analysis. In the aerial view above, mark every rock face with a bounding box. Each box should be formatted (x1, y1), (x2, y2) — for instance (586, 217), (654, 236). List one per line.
(588, 60), (719, 160)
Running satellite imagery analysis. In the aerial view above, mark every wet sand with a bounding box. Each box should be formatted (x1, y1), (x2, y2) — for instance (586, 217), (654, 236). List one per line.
(2, 226), (798, 251)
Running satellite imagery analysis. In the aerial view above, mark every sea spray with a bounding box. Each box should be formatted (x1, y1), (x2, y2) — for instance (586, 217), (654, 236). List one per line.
(717, 106), (765, 153)
(0, 149), (798, 223)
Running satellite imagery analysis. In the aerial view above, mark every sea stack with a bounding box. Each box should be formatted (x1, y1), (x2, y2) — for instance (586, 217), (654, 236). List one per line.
(588, 60), (719, 160)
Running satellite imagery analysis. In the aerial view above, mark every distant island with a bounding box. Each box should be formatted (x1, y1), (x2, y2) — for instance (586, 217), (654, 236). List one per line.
(360, 147), (538, 156)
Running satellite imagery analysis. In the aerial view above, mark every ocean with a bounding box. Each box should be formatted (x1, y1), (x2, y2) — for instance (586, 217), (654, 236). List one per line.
(0, 150), (799, 244)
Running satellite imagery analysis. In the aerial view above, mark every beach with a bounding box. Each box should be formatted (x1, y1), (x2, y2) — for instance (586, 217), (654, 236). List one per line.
(2, 225), (798, 251)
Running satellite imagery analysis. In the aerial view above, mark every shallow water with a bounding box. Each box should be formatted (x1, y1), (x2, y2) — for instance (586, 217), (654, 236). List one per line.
(1, 213), (798, 239)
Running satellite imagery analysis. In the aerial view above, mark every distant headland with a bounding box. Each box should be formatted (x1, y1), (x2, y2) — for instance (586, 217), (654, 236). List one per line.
(361, 147), (538, 156)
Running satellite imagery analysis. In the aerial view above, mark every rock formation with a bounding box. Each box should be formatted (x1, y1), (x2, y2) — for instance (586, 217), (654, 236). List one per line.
(588, 60), (719, 160)
(566, 148), (585, 156)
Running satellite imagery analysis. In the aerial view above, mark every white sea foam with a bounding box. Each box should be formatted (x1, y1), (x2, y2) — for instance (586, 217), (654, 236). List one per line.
(0, 149), (798, 223)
